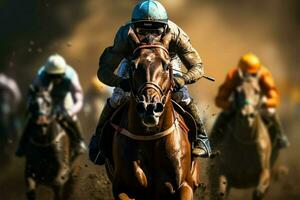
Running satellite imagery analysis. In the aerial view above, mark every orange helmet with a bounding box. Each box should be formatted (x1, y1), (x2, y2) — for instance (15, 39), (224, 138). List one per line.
(238, 53), (261, 74)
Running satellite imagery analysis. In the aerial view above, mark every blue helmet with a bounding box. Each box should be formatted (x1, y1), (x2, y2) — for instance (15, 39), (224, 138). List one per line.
(131, 0), (168, 25)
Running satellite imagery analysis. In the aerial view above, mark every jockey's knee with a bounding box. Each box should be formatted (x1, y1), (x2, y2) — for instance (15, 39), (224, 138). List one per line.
(172, 86), (192, 107)
(109, 87), (130, 108)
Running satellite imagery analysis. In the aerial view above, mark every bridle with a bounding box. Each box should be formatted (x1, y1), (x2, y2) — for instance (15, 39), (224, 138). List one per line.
(132, 44), (169, 56)
(110, 44), (179, 140)
(130, 44), (173, 105)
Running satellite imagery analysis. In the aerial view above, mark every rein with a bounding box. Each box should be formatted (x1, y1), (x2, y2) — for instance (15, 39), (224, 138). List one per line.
(133, 44), (169, 56)
(130, 43), (173, 103)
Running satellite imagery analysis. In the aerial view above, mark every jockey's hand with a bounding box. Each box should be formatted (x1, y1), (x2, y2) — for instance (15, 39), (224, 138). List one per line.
(118, 78), (131, 92)
(173, 75), (186, 91)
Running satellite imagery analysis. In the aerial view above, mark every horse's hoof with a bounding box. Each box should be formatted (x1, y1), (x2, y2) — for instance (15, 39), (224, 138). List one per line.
(253, 190), (264, 200)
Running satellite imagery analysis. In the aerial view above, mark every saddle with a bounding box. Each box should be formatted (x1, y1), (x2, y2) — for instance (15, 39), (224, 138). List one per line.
(101, 100), (197, 162)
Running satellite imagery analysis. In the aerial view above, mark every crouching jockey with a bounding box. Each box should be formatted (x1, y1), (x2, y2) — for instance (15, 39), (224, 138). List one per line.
(16, 54), (87, 157)
(212, 52), (289, 150)
(89, 0), (212, 165)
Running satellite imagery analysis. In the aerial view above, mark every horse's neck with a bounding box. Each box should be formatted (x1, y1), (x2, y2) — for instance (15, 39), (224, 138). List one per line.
(233, 114), (263, 143)
(31, 119), (61, 142)
(127, 100), (175, 134)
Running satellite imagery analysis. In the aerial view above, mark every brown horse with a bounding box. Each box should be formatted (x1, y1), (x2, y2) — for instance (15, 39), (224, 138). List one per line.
(103, 31), (201, 200)
(24, 85), (80, 200)
(209, 71), (277, 200)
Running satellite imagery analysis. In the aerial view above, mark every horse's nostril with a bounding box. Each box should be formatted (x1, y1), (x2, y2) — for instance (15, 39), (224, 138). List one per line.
(155, 102), (164, 113)
(137, 102), (147, 113)
(249, 113), (255, 118)
(146, 103), (156, 113)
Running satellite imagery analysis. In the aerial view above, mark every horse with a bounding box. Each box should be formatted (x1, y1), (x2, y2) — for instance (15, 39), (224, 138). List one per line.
(102, 30), (201, 200)
(208, 71), (278, 200)
(24, 85), (79, 200)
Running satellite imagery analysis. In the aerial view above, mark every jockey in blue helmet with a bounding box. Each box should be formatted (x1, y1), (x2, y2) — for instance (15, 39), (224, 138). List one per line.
(89, 0), (212, 165)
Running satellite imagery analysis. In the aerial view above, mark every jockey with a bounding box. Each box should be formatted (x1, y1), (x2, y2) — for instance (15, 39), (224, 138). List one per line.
(212, 52), (289, 149)
(16, 54), (87, 157)
(89, 0), (212, 165)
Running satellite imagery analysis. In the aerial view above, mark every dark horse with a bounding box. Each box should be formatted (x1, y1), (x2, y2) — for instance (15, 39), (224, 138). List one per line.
(209, 71), (278, 200)
(103, 30), (201, 200)
(24, 85), (79, 200)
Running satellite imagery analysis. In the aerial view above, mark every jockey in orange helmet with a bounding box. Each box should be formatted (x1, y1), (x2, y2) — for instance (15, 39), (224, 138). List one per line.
(213, 53), (289, 149)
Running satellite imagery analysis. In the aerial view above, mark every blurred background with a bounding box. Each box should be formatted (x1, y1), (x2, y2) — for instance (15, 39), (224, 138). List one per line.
(0, 0), (300, 199)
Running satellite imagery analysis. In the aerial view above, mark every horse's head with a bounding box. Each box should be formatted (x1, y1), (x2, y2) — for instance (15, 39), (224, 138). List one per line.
(128, 30), (173, 127)
(234, 71), (262, 127)
(28, 84), (53, 126)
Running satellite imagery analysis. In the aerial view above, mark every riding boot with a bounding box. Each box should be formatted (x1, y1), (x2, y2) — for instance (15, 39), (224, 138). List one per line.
(89, 99), (116, 165)
(15, 119), (32, 157)
(183, 100), (212, 158)
(64, 119), (87, 156)
(265, 114), (290, 149)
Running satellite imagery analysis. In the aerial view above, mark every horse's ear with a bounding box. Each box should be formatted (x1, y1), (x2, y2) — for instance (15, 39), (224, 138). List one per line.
(128, 27), (140, 48)
(161, 28), (172, 49)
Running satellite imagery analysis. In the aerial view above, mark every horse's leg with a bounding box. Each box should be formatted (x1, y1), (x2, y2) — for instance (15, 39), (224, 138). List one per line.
(219, 175), (229, 198)
(209, 162), (228, 200)
(25, 177), (36, 200)
(63, 164), (80, 200)
(178, 182), (193, 200)
(253, 168), (270, 200)
(62, 177), (75, 200)
(209, 175), (229, 200)
(253, 141), (271, 200)
(113, 182), (134, 200)
(53, 185), (64, 200)
(191, 159), (201, 188)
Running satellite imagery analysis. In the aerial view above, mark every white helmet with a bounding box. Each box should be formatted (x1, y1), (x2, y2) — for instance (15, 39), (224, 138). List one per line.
(44, 54), (67, 75)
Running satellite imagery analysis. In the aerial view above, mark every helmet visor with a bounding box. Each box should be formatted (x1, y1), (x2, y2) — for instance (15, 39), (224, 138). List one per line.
(135, 27), (165, 36)
(134, 22), (166, 35)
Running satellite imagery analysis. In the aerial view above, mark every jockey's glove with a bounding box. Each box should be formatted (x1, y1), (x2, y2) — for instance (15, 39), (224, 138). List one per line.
(118, 78), (131, 92)
(173, 75), (186, 91)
